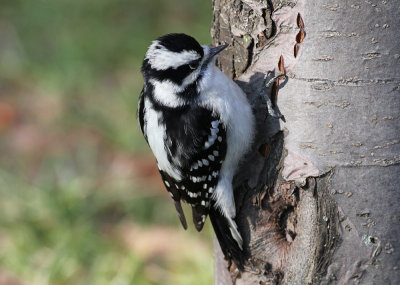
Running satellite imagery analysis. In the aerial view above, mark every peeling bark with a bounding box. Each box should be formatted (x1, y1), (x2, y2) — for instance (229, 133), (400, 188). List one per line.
(212, 0), (400, 284)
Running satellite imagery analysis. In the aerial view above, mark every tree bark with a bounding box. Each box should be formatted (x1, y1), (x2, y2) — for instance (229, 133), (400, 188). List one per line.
(211, 0), (400, 284)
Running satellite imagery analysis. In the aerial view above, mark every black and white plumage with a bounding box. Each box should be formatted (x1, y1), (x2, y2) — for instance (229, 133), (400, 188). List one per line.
(137, 33), (255, 269)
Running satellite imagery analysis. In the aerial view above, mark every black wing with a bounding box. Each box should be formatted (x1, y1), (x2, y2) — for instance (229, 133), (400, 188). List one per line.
(161, 105), (245, 269)
(159, 105), (227, 231)
(137, 88), (147, 143)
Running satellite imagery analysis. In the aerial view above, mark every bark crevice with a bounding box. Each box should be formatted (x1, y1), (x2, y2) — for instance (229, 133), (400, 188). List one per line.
(212, 1), (340, 284)
(212, 0), (400, 284)
(229, 129), (340, 284)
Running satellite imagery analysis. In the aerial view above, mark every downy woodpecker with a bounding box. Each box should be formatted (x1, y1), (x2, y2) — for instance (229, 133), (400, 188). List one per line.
(138, 33), (255, 269)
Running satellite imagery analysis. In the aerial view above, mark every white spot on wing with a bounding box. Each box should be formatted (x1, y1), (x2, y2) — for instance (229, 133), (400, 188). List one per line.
(211, 120), (219, 128)
(204, 121), (221, 150)
(211, 128), (219, 136)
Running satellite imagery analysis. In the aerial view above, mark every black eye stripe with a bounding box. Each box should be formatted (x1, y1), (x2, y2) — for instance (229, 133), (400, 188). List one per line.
(142, 57), (203, 85)
(142, 60), (191, 85)
(190, 59), (201, 65)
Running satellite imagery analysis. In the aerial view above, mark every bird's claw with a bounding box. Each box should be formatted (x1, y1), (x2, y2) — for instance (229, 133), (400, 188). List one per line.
(264, 73), (287, 88)
(261, 72), (286, 119)
(264, 94), (283, 118)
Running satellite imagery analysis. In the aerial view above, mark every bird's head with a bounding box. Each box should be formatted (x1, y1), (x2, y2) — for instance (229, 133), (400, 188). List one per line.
(142, 33), (228, 89)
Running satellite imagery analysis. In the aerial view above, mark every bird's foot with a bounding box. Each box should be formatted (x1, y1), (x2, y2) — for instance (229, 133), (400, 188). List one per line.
(261, 72), (287, 119)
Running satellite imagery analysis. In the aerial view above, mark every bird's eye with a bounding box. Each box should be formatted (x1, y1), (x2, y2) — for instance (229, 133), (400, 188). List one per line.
(189, 64), (197, 70)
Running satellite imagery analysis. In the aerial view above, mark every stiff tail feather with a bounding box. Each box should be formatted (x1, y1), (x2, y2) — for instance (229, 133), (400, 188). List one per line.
(209, 206), (245, 270)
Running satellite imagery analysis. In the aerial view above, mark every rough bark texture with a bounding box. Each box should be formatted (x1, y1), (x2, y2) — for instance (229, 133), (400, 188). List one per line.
(211, 0), (400, 284)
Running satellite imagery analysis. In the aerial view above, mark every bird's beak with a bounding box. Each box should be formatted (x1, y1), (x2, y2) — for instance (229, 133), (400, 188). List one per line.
(208, 43), (229, 59)
(200, 44), (229, 70)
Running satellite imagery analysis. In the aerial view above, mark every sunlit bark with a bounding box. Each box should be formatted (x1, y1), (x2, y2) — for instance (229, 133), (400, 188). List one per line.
(212, 0), (400, 284)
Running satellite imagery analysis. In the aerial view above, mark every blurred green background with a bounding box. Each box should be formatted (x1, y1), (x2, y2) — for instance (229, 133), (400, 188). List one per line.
(0, 1), (213, 284)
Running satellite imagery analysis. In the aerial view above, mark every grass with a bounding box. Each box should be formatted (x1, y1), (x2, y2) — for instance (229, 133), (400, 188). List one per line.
(0, 0), (214, 284)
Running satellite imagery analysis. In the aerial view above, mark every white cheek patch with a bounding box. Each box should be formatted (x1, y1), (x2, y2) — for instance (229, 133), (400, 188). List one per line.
(181, 68), (201, 87)
(149, 79), (186, 108)
(146, 41), (201, 70)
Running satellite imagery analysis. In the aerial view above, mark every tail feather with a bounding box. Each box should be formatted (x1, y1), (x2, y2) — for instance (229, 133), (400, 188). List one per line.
(209, 206), (245, 270)
(227, 217), (243, 250)
(174, 200), (188, 230)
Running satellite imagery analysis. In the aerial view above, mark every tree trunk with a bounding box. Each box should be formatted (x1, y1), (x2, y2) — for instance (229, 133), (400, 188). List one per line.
(211, 0), (400, 284)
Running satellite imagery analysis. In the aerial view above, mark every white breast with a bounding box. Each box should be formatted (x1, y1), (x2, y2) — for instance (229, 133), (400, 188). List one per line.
(144, 97), (182, 181)
(198, 65), (255, 180)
